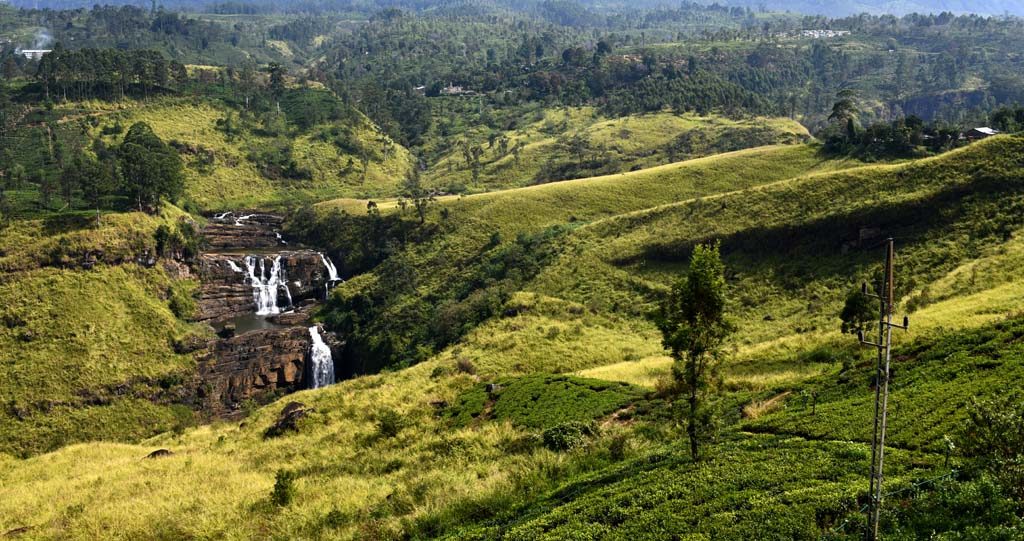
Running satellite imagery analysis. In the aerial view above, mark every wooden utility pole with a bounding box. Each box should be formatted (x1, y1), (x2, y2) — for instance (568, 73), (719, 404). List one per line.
(857, 239), (909, 540)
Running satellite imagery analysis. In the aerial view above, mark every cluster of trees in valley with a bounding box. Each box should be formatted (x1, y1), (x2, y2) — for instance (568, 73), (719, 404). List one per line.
(0, 119), (183, 219)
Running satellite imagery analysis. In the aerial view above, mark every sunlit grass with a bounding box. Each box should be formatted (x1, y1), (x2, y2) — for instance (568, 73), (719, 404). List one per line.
(421, 108), (811, 191)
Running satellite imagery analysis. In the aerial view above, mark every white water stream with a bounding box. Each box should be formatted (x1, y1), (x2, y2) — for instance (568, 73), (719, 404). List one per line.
(308, 326), (336, 388)
(243, 255), (293, 315)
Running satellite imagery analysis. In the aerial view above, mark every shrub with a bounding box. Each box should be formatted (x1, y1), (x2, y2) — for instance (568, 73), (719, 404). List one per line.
(542, 421), (596, 452)
(959, 395), (1024, 499)
(455, 357), (476, 375)
(167, 280), (198, 320)
(322, 508), (350, 529)
(271, 470), (296, 507)
(609, 434), (629, 461)
(375, 408), (406, 439)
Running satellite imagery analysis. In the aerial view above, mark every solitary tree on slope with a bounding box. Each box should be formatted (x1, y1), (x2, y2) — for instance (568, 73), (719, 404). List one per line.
(655, 241), (735, 461)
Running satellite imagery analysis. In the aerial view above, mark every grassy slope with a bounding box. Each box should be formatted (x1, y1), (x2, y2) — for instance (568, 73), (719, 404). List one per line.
(0, 207), (204, 457)
(420, 107), (810, 192)
(67, 97), (414, 211)
(321, 143), (854, 226)
(2, 138), (1024, 538)
(532, 136), (1024, 385)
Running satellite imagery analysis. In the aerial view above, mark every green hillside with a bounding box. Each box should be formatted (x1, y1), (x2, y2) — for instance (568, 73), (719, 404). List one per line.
(2, 137), (1022, 538)
(86, 95), (415, 210)
(4, 3), (1024, 538)
(0, 207), (205, 457)
(420, 107), (810, 192)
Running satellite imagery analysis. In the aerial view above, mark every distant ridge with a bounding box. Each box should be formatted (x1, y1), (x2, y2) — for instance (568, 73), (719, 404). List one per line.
(689, 0), (1024, 17)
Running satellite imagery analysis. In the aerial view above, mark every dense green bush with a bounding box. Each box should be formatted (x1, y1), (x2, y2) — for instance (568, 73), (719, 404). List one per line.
(271, 469), (296, 507)
(375, 408), (407, 439)
(543, 421), (597, 451)
(960, 395), (1024, 499)
(446, 374), (643, 430)
(166, 279), (198, 320)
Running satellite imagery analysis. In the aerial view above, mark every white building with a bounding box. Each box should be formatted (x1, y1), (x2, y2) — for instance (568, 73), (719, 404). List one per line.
(20, 49), (51, 61)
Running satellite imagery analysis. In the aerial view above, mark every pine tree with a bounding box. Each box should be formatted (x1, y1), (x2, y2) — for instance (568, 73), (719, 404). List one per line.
(655, 242), (735, 461)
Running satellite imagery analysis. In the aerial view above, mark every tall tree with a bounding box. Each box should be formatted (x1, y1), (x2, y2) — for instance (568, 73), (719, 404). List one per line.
(829, 88), (860, 141)
(118, 122), (183, 212)
(655, 242), (735, 461)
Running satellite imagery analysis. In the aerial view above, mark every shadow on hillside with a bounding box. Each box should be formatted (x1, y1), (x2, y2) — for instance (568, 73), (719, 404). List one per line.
(615, 175), (1024, 290)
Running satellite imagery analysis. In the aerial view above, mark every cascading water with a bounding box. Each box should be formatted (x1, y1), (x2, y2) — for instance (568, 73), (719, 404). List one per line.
(308, 326), (335, 388)
(319, 253), (341, 299)
(243, 255), (293, 315)
(319, 253), (340, 282)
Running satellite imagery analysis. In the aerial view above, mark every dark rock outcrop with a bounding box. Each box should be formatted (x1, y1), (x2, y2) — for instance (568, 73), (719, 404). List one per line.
(195, 255), (256, 323)
(196, 327), (313, 417)
(264, 401), (310, 438)
(268, 310), (311, 326)
(145, 449), (174, 459)
(195, 250), (333, 323)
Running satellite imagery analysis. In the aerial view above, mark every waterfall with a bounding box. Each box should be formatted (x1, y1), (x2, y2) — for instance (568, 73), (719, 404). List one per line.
(319, 253), (341, 300)
(308, 326), (335, 389)
(319, 253), (340, 282)
(243, 255), (293, 315)
(226, 260), (244, 273)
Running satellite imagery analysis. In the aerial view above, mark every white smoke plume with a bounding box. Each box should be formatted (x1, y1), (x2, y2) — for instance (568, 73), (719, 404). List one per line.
(32, 28), (53, 49)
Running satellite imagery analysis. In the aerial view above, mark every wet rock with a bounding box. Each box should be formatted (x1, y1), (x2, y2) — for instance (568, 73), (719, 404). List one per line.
(264, 401), (310, 439)
(269, 311), (311, 326)
(195, 251), (335, 323)
(145, 449), (174, 459)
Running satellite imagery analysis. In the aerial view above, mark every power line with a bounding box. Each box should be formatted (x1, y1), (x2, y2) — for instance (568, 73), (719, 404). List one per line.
(856, 238), (909, 540)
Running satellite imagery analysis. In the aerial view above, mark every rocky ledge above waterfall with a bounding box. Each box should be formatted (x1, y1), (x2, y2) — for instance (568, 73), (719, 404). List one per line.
(196, 250), (336, 323)
(202, 212), (286, 251)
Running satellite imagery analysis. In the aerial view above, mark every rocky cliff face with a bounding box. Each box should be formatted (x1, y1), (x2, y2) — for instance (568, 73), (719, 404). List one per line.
(197, 327), (307, 416)
(195, 251), (334, 323)
(196, 326), (344, 417)
(190, 210), (345, 418)
(202, 212), (285, 251)
(195, 255), (254, 323)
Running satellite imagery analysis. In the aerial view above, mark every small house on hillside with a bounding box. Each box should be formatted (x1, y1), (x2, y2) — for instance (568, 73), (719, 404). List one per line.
(965, 127), (1000, 140)
(440, 83), (475, 96)
(19, 49), (51, 61)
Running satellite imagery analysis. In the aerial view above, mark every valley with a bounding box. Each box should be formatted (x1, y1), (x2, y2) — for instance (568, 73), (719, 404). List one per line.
(2, 1), (1024, 539)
